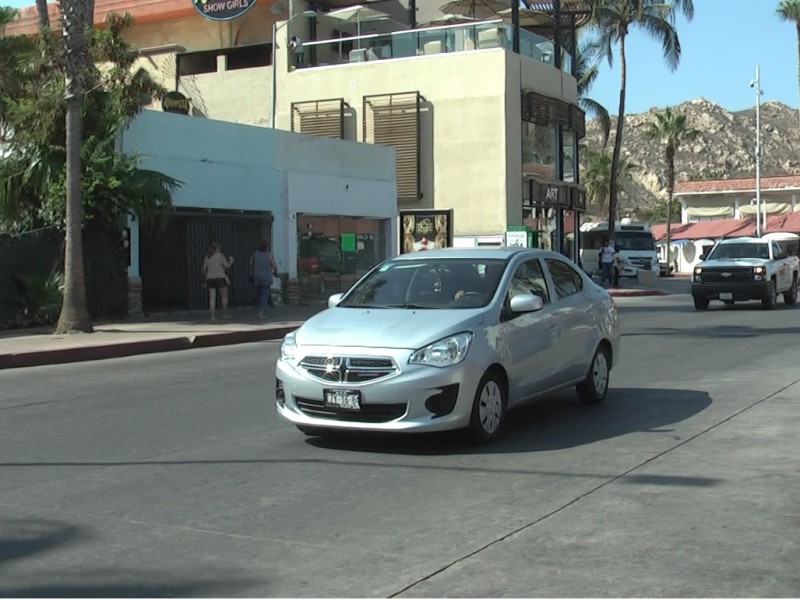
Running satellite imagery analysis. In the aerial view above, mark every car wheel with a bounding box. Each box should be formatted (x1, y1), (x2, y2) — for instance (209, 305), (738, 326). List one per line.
(783, 276), (798, 306)
(576, 345), (610, 405)
(468, 371), (506, 443)
(693, 296), (709, 310)
(723, 300), (734, 306)
(762, 280), (777, 310)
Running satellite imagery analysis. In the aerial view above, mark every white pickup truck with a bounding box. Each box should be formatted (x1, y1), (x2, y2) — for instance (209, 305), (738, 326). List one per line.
(691, 237), (799, 310)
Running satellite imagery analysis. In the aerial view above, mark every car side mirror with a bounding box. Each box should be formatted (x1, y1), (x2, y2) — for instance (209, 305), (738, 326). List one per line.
(509, 293), (544, 313)
(328, 293), (344, 307)
(699, 253), (707, 261)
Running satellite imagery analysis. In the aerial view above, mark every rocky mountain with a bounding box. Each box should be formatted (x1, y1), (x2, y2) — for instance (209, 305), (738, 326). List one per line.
(582, 98), (800, 217)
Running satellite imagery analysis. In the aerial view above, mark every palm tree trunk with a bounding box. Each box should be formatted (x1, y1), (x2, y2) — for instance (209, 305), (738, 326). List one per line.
(608, 33), (627, 238)
(34, 0), (51, 56)
(55, 0), (94, 334)
(665, 144), (675, 270)
(56, 93), (93, 333)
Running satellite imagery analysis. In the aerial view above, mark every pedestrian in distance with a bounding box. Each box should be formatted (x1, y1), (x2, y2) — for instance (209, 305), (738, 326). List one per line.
(599, 238), (616, 287)
(288, 35), (304, 69)
(203, 242), (234, 320)
(249, 241), (278, 318)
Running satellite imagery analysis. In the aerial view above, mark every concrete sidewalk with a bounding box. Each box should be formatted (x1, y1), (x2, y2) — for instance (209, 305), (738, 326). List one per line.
(0, 276), (686, 370)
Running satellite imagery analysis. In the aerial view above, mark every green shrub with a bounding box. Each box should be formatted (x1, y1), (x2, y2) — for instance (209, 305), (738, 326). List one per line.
(12, 271), (64, 325)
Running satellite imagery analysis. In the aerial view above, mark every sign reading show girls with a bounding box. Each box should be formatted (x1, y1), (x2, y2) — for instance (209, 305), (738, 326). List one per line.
(192, 0), (256, 21)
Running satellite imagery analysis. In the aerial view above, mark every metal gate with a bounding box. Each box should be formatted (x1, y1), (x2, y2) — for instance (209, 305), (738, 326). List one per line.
(140, 209), (273, 312)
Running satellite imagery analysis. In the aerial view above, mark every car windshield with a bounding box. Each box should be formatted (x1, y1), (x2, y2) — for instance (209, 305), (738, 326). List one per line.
(613, 232), (656, 251)
(338, 258), (507, 309)
(707, 243), (770, 260)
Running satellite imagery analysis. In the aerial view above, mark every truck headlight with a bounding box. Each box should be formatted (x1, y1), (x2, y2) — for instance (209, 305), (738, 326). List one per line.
(753, 266), (766, 281)
(280, 332), (297, 361)
(409, 332), (473, 367)
(693, 267), (703, 282)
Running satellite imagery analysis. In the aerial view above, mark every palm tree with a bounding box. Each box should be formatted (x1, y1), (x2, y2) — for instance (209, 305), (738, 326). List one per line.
(591, 0), (694, 237)
(581, 146), (638, 218)
(34, 0), (52, 55)
(575, 41), (611, 147)
(643, 106), (698, 264)
(56, 0), (95, 334)
(0, 7), (36, 140)
(777, 0), (800, 131)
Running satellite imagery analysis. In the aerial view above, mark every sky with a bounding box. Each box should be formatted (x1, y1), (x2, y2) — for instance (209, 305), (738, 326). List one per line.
(3, 0), (798, 115)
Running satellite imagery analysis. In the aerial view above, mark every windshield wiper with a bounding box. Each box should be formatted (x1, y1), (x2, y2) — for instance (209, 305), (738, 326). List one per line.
(384, 303), (433, 309)
(339, 303), (389, 309)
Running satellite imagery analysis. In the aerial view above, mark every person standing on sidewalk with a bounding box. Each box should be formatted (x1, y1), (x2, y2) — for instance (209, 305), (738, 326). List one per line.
(249, 241), (278, 318)
(599, 238), (616, 287)
(203, 242), (234, 319)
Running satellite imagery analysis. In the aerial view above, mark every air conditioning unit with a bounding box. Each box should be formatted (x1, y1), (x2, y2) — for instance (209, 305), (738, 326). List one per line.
(349, 48), (367, 62)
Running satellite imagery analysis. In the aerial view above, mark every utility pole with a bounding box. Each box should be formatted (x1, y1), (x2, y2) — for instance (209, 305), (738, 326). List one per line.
(750, 66), (764, 237)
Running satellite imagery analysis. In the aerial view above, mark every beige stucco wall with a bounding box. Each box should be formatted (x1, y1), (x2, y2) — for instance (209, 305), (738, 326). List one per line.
(121, 13), (579, 237)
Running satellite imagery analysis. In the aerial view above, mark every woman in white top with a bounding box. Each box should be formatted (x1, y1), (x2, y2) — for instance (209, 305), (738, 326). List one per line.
(202, 242), (233, 319)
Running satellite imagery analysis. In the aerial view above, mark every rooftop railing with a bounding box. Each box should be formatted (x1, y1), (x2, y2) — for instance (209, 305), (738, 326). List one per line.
(295, 20), (572, 74)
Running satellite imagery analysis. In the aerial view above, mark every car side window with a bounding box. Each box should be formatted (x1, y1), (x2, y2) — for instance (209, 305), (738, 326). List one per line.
(508, 259), (550, 304)
(545, 258), (583, 299)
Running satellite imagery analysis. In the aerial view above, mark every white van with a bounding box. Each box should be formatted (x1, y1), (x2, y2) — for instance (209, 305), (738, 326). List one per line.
(569, 221), (659, 278)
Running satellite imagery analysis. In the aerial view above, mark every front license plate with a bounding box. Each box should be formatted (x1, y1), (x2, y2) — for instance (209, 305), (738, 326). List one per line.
(719, 292), (733, 300)
(324, 389), (361, 410)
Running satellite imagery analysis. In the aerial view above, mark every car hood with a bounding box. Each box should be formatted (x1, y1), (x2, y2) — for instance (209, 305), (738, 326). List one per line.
(295, 307), (485, 349)
(700, 258), (767, 267)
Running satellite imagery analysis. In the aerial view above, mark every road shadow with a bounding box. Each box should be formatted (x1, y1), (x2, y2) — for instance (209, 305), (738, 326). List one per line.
(0, 517), (262, 598)
(305, 386), (712, 456)
(624, 325), (800, 338)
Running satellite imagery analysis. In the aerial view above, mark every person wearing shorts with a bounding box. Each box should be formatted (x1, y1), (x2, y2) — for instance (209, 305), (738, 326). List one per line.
(203, 242), (233, 319)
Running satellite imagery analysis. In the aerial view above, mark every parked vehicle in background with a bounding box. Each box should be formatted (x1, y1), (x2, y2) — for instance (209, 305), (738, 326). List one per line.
(570, 220), (660, 278)
(275, 248), (620, 443)
(691, 237), (799, 310)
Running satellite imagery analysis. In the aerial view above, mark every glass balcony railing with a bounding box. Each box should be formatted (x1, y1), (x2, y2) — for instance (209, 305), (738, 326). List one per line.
(296, 20), (572, 74)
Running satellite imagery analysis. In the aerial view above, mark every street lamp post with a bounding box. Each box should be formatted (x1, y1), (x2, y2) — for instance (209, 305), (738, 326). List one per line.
(750, 65), (764, 237)
(270, 10), (315, 129)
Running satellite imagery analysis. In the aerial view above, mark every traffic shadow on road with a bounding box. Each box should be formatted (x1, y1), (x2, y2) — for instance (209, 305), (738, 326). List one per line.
(0, 517), (263, 597)
(305, 386), (712, 456)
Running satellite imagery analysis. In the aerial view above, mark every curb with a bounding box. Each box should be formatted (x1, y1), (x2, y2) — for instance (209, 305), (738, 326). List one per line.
(0, 326), (296, 371)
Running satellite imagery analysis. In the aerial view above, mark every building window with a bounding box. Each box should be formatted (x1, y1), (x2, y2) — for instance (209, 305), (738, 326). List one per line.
(562, 130), (575, 183)
(177, 50), (218, 76)
(522, 121), (557, 180)
(227, 44), (271, 70)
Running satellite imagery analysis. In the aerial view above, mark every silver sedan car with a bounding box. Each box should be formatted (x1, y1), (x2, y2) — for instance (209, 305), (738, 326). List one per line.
(275, 248), (620, 442)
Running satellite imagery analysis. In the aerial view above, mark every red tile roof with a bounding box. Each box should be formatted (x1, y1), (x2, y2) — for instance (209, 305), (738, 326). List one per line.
(763, 211), (800, 233)
(652, 212), (800, 241)
(675, 175), (800, 195)
(651, 218), (756, 242)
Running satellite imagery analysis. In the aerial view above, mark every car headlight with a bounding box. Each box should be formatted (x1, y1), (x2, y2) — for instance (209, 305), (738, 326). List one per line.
(753, 266), (766, 274)
(409, 332), (473, 368)
(280, 333), (297, 361)
(694, 267), (703, 275)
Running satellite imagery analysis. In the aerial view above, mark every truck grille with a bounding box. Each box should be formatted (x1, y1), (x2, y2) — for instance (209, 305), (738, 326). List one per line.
(299, 355), (399, 383)
(700, 267), (753, 284)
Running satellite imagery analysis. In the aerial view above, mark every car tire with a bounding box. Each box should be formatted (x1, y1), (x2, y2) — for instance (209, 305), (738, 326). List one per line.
(783, 276), (798, 306)
(693, 296), (709, 310)
(467, 370), (506, 443)
(723, 300), (734, 306)
(576, 345), (610, 405)
(762, 280), (777, 310)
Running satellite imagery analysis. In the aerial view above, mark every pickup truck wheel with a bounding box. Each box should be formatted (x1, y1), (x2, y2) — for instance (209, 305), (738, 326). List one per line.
(783, 276), (798, 306)
(762, 280), (777, 310)
(693, 296), (709, 310)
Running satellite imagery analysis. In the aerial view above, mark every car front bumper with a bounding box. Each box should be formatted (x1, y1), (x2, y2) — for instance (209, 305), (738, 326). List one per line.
(275, 347), (485, 432)
(692, 281), (769, 300)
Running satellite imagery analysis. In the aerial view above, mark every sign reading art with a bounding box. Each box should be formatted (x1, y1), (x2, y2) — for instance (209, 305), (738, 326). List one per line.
(192, 0), (256, 21)
(162, 91), (190, 115)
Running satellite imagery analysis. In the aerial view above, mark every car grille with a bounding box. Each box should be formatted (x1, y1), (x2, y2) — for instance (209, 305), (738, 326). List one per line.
(294, 397), (407, 423)
(700, 267), (753, 284)
(299, 355), (399, 383)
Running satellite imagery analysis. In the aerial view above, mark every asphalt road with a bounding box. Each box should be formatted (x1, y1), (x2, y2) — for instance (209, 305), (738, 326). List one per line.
(1, 284), (799, 597)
